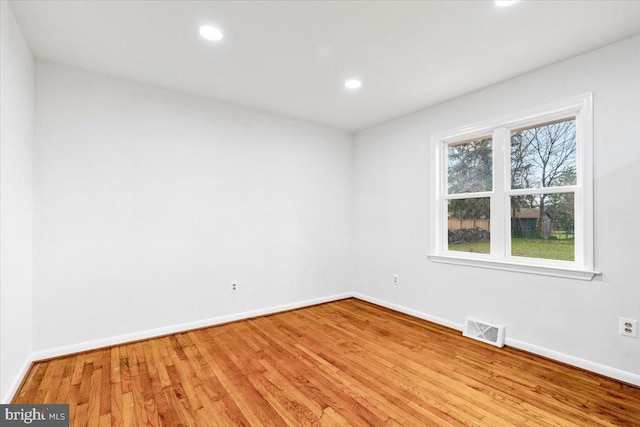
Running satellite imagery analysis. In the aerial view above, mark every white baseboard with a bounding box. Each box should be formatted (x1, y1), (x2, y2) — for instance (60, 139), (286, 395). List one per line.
(353, 292), (640, 387)
(352, 292), (464, 331)
(6, 294), (345, 403)
(30, 292), (353, 362)
(5, 291), (639, 403)
(504, 337), (640, 387)
(2, 356), (34, 404)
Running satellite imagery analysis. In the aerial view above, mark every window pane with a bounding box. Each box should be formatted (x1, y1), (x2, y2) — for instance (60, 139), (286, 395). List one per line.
(511, 118), (576, 189)
(448, 198), (490, 254)
(448, 137), (492, 194)
(510, 194), (574, 261)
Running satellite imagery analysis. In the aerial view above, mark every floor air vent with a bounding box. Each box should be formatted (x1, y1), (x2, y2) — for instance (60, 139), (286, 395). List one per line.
(463, 317), (505, 347)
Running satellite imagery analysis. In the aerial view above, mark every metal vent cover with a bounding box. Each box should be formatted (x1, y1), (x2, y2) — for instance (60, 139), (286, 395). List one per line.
(463, 317), (505, 347)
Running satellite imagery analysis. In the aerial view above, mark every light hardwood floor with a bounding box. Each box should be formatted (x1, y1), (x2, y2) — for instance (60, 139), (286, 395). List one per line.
(12, 298), (640, 426)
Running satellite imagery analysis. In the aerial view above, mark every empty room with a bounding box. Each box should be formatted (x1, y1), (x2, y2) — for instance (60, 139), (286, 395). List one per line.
(2, 0), (640, 425)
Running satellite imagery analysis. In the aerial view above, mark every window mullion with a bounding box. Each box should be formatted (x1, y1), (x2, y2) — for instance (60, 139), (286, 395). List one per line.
(490, 128), (508, 259)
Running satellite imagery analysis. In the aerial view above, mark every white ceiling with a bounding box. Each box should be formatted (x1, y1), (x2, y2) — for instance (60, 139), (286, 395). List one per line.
(9, 0), (640, 132)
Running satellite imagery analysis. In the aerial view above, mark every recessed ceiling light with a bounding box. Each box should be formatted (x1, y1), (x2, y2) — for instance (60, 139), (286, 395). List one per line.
(495, 0), (519, 7)
(199, 25), (224, 42)
(344, 79), (362, 90)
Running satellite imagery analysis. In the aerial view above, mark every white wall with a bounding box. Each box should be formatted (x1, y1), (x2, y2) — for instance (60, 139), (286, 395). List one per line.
(0, 0), (34, 401)
(6, 11), (638, 397)
(354, 35), (640, 380)
(33, 62), (353, 352)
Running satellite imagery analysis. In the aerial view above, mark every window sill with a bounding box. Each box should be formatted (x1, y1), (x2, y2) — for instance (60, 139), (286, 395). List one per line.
(427, 254), (600, 281)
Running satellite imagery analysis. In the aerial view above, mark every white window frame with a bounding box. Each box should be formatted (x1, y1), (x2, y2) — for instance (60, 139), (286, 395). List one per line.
(428, 93), (598, 280)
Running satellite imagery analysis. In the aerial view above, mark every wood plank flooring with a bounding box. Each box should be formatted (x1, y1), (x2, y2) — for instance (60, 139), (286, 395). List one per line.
(12, 298), (640, 426)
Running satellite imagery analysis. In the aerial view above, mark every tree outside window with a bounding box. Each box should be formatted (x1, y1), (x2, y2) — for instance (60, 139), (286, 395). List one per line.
(431, 94), (595, 279)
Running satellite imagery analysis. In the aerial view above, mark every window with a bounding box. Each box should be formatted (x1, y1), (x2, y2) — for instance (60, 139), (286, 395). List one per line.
(429, 94), (597, 280)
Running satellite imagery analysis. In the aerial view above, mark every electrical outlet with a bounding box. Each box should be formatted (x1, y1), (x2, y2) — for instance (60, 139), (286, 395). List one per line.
(619, 317), (638, 338)
(393, 274), (399, 286)
(231, 281), (238, 293)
